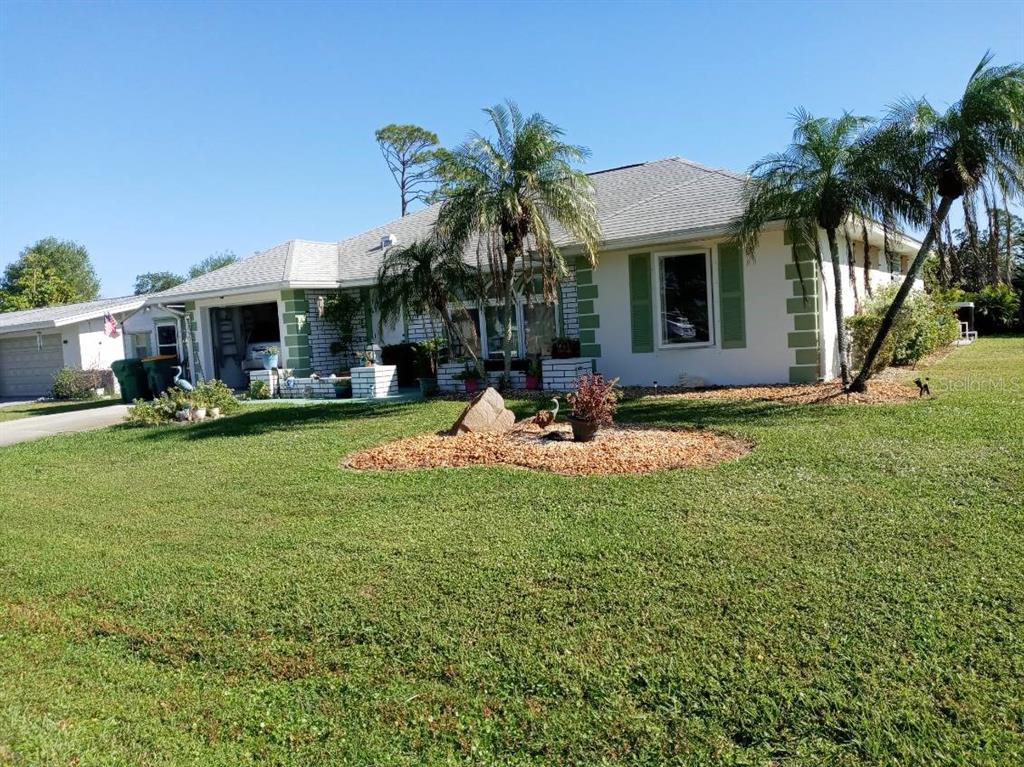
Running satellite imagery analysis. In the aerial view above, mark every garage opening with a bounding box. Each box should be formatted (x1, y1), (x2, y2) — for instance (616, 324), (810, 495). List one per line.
(209, 302), (281, 390)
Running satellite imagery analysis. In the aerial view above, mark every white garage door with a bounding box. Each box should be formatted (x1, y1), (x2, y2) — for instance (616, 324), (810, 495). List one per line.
(0, 334), (65, 397)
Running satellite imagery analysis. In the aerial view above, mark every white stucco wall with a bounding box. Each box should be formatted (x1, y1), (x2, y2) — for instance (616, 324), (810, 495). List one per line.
(818, 231), (924, 380)
(75, 318), (126, 370)
(590, 231), (795, 387)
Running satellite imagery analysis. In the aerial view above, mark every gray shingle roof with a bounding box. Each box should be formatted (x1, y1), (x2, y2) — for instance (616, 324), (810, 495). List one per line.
(151, 157), (747, 300)
(0, 295), (146, 334)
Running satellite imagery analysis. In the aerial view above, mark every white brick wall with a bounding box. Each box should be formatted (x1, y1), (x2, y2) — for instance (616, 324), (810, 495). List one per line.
(250, 369), (278, 396)
(541, 357), (595, 392)
(250, 369), (350, 400)
(351, 365), (399, 399)
(438, 360), (587, 393)
(437, 362), (462, 393)
(306, 290), (369, 374)
(406, 312), (442, 343)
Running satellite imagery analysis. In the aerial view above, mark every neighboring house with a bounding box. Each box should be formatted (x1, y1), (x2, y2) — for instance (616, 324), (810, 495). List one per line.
(0, 296), (146, 397)
(150, 157), (922, 389)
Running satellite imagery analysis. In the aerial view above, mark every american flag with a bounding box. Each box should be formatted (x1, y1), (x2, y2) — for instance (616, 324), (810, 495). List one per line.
(103, 312), (120, 338)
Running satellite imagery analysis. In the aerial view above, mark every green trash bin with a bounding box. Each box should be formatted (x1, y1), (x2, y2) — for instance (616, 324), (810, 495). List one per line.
(111, 359), (152, 403)
(142, 355), (179, 396)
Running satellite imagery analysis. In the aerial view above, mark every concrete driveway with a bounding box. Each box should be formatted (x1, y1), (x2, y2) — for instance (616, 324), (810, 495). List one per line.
(0, 404), (130, 446)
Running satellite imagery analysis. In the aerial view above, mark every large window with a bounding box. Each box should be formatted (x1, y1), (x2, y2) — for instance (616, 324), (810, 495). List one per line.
(450, 300), (559, 359)
(484, 305), (520, 359)
(523, 303), (557, 356)
(450, 308), (482, 358)
(156, 323), (179, 358)
(658, 252), (711, 345)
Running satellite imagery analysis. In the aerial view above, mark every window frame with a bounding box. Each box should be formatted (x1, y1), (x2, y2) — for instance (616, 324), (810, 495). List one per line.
(128, 331), (152, 359)
(452, 297), (561, 359)
(155, 322), (180, 358)
(653, 248), (716, 350)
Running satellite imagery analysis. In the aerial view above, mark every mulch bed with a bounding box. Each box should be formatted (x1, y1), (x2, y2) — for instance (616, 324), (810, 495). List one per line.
(623, 379), (920, 405)
(344, 422), (752, 476)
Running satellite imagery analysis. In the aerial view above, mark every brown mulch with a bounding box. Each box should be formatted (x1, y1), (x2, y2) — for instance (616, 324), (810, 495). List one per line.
(344, 422), (752, 476)
(623, 379), (920, 405)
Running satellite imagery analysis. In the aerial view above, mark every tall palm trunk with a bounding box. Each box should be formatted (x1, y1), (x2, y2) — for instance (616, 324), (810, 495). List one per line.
(497, 223), (521, 380)
(501, 264), (516, 379)
(861, 221), (873, 297)
(849, 195), (955, 392)
(826, 228), (851, 385)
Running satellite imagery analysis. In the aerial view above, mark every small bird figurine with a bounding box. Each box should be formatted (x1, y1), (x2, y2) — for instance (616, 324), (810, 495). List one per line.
(533, 397), (560, 428)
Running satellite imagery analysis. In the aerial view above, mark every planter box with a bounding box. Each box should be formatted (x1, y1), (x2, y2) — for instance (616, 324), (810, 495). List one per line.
(438, 362), (467, 393)
(250, 369), (351, 400)
(541, 357), (596, 392)
(351, 365), (399, 399)
(249, 369), (278, 397)
(440, 360), (592, 392)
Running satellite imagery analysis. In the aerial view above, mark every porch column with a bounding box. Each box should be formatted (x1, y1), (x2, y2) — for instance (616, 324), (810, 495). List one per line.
(183, 301), (205, 383)
(280, 289), (311, 376)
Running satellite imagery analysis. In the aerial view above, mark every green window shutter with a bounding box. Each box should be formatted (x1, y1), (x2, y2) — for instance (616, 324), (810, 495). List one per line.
(718, 243), (746, 349)
(628, 253), (654, 353)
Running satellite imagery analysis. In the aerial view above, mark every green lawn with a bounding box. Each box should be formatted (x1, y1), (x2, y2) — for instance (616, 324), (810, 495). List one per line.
(0, 397), (118, 422)
(1, 338), (1022, 766)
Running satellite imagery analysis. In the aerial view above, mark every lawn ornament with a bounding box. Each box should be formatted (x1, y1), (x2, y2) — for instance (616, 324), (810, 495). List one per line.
(533, 397), (560, 428)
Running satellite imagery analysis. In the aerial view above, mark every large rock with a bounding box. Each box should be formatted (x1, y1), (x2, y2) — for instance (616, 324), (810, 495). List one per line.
(450, 387), (516, 435)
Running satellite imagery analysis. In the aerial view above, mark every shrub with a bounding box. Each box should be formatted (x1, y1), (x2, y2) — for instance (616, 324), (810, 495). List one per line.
(125, 380), (238, 426)
(973, 283), (1021, 334)
(125, 397), (175, 426)
(847, 286), (959, 371)
(191, 379), (239, 414)
(249, 380), (271, 400)
(567, 373), (620, 425)
(51, 367), (101, 400)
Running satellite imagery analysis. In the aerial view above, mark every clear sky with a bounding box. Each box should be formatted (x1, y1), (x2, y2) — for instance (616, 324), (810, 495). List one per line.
(2, 0), (1022, 297)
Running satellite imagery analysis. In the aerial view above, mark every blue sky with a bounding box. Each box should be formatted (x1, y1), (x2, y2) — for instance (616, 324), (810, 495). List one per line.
(2, 0), (1022, 297)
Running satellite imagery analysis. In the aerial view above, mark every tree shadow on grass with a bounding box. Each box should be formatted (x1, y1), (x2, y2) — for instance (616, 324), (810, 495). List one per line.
(615, 396), (828, 431)
(134, 400), (422, 443)
(0, 398), (120, 420)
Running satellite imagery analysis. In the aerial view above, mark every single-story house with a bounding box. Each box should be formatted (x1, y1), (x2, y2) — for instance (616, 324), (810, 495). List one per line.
(0, 296), (194, 398)
(0, 296), (144, 397)
(1, 157), (920, 398)
(146, 157), (920, 391)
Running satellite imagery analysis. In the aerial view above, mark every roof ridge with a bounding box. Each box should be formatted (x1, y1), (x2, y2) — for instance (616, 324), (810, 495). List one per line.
(282, 240), (296, 282)
(669, 156), (748, 181)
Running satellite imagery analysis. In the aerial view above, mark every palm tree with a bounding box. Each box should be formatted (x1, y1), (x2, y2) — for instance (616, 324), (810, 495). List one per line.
(373, 238), (481, 369)
(849, 53), (1024, 392)
(434, 101), (601, 378)
(733, 110), (886, 385)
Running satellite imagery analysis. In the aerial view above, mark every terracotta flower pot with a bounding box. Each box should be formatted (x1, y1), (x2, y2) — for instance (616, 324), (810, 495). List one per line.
(525, 375), (541, 390)
(567, 415), (600, 442)
(464, 379), (480, 394)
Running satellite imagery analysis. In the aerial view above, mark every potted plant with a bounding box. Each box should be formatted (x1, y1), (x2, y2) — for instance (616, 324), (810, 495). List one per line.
(551, 337), (581, 359)
(333, 377), (352, 399)
(454, 364), (484, 394)
(525, 356), (542, 390)
(262, 346), (280, 370)
(566, 373), (619, 442)
(355, 349), (375, 367)
(415, 337), (445, 397)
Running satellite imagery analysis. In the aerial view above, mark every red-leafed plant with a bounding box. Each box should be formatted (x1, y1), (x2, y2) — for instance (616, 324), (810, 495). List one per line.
(567, 373), (620, 425)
